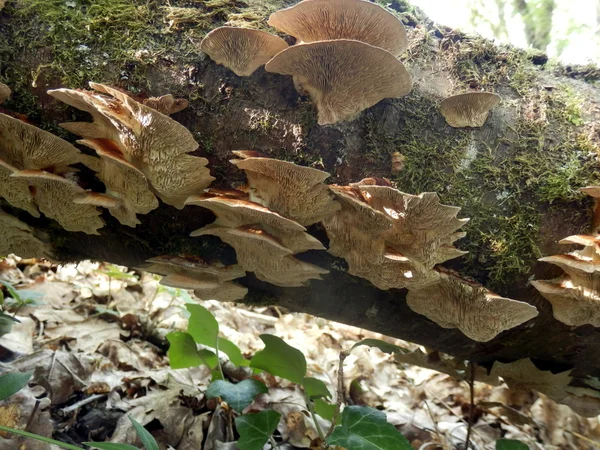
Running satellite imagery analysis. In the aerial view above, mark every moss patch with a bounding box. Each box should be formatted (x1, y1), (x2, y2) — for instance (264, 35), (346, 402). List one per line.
(383, 86), (599, 290)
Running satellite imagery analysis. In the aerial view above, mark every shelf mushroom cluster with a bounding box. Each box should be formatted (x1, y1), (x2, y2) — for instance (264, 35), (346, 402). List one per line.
(322, 177), (538, 341)
(200, 0), (413, 125)
(48, 83), (214, 226)
(186, 151), (337, 289)
(531, 232), (600, 327)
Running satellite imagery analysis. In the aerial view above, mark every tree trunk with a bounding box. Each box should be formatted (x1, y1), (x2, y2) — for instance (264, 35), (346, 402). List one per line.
(3, 0), (600, 412)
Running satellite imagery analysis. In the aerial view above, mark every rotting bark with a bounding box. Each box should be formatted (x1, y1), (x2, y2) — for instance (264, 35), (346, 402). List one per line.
(2, 0), (600, 396)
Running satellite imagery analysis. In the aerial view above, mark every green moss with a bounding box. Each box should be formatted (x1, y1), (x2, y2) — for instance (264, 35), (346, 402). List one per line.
(378, 87), (599, 290)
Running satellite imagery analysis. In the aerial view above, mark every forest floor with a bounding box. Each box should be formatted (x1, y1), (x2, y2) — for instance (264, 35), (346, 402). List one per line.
(0, 257), (599, 450)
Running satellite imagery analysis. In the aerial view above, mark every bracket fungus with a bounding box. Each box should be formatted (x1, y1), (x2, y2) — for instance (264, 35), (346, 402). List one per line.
(531, 234), (600, 327)
(77, 138), (159, 227)
(230, 152), (340, 226)
(194, 225), (328, 287)
(48, 82), (214, 213)
(488, 359), (600, 417)
(0, 113), (108, 233)
(265, 40), (412, 125)
(439, 92), (501, 128)
(187, 194), (324, 254)
(268, 0), (408, 56)
(406, 271), (539, 342)
(323, 181), (468, 290)
(355, 184), (469, 268)
(0, 82), (10, 105)
(143, 255), (248, 302)
(11, 170), (105, 235)
(200, 27), (289, 77)
(0, 211), (53, 259)
(142, 94), (189, 116)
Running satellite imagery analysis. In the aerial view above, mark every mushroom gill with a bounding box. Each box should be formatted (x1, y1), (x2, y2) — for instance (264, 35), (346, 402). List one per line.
(0, 113), (106, 233)
(488, 358), (600, 417)
(200, 27), (289, 76)
(0, 210), (53, 259)
(531, 234), (600, 327)
(439, 92), (501, 128)
(11, 170), (105, 235)
(0, 83), (10, 105)
(143, 94), (189, 115)
(265, 40), (412, 125)
(268, 0), (409, 56)
(323, 181), (468, 290)
(193, 225), (328, 287)
(406, 270), (538, 342)
(142, 255), (248, 302)
(48, 82), (214, 210)
(187, 194), (324, 253)
(354, 183), (469, 269)
(230, 151), (340, 226)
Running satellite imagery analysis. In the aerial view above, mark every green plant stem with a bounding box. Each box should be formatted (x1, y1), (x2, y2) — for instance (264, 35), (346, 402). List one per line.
(0, 425), (84, 450)
(215, 339), (225, 380)
(305, 396), (326, 443)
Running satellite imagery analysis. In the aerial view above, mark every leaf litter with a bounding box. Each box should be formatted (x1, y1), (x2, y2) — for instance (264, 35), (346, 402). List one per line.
(0, 256), (598, 449)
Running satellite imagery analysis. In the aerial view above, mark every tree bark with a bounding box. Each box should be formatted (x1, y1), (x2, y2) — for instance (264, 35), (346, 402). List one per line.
(2, 0), (600, 404)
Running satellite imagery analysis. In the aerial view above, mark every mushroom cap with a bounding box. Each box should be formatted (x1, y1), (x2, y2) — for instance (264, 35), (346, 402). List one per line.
(194, 225), (328, 287)
(49, 83), (214, 209)
(145, 255), (245, 282)
(490, 358), (572, 402)
(143, 94), (189, 115)
(11, 170), (105, 235)
(78, 138), (159, 227)
(0, 210), (53, 259)
(406, 272), (539, 342)
(159, 273), (248, 302)
(0, 157), (40, 217)
(581, 186), (600, 198)
(0, 113), (84, 170)
(531, 278), (600, 327)
(439, 92), (501, 128)
(0, 82), (11, 105)
(265, 39), (412, 125)
(73, 192), (120, 208)
(268, 0), (408, 56)
(187, 195), (324, 253)
(357, 185), (469, 268)
(200, 27), (289, 77)
(231, 155), (340, 226)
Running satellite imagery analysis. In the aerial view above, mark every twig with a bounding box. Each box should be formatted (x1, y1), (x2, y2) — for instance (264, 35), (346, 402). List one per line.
(325, 350), (349, 439)
(58, 394), (106, 417)
(24, 399), (40, 431)
(465, 361), (476, 450)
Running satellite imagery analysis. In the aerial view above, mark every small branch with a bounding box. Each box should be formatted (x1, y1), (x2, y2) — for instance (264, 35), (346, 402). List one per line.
(58, 394), (106, 417)
(325, 350), (349, 439)
(464, 361), (476, 450)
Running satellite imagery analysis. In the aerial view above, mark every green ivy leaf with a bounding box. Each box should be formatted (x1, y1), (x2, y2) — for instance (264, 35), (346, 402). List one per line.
(351, 339), (408, 355)
(0, 370), (33, 401)
(0, 280), (20, 301)
(327, 406), (412, 450)
(166, 332), (204, 369)
(218, 338), (244, 367)
(129, 416), (159, 450)
(235, 410), (281, 450)
(314, 399), (337, 421)
(0, 313), (16, 338)
(84, 443), (139, 450)
(206, 379), (268, 412)
(496, 439), (530, 450)
(250, 334), (306, 384)
(302, 377), (331, 400)
(186, 304), (219, 347)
